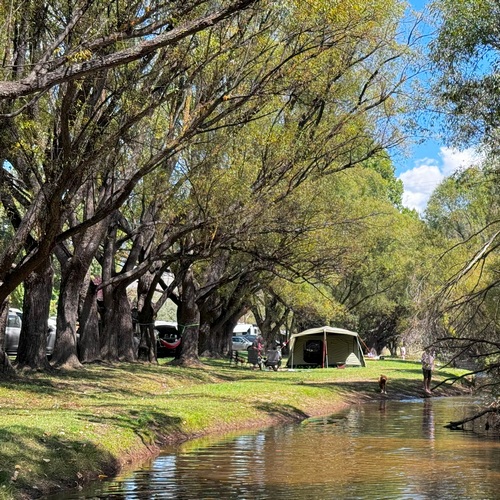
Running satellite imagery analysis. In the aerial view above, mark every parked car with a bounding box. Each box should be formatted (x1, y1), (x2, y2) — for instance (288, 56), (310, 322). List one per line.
(10, 308), (22, 320)
(155, 321), (181, 358)
(4, 309), (56, 356)
(243, 334), (257, 344)
(231, 336), (252, 351)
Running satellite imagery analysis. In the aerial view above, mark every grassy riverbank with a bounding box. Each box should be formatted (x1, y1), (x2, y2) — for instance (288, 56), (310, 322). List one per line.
(0, 357), (470, 499)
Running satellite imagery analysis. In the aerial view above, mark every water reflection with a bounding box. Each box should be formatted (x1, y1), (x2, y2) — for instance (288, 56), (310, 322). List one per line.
(422, 398), (435, 441)
(47, 397), (500, 499)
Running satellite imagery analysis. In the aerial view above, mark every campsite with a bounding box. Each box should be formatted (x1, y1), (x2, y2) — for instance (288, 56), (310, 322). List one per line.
(2, 0), (500, 497)
(286, 326), (366, 369)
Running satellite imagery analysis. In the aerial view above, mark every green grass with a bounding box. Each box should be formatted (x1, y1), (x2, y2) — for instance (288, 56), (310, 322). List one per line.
(0, 356), (469, 499)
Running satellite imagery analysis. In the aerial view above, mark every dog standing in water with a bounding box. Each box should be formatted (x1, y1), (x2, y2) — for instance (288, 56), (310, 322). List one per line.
(379, 375), (388, 394)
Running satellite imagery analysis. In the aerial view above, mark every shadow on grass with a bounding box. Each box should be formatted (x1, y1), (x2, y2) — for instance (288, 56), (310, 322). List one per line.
(1, 358), (469, 408)
(76, 406), (185, 447)
(253, 402), (309, 422)
(0, 404), (186, 497)
(0, 361), (235, 401)
(0, 425), (119, 498)
(0, 365), (122, 396)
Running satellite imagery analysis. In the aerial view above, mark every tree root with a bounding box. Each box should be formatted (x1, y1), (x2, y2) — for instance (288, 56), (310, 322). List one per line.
(445, 406), (499, 430)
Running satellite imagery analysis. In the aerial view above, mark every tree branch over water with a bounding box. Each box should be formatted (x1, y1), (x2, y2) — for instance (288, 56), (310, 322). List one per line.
(444, 406), (500, 430)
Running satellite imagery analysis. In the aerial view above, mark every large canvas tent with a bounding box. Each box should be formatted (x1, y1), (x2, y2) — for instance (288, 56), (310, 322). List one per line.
(286, 326), (366, 368)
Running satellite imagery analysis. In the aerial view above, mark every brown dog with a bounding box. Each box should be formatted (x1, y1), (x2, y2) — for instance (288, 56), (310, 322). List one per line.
(379, 375), (388, 394)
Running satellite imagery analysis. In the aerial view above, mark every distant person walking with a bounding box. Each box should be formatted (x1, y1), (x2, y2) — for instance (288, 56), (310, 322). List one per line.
(400, 344), (406, 360)
(421, 349), (435, 395)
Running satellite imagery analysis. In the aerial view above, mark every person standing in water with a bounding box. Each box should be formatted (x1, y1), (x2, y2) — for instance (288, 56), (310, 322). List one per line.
(421, 349), (435, 395)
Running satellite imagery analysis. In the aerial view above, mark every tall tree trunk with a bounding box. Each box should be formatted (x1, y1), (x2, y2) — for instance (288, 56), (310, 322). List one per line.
(50, 260), (84, 369)
(197, 288), (230, 357)
(137, 321), (156, 363)
(199, 320), (230, 357)
(174, 267), (201, 366)
(100, 304), (118, 362)
(101, 285), (136, 362)
(78, 279), (101, 363)
(53, 219), (109, 367)
(136, 272), (157, 363)
(198, 270), (257, 357)
(196, 253), (229, 357)
(100, 222), (118, 362)
(116, 286), (136, 362)
(0, 300), (15, 376)
(198, 322), (212, 356)
(15, 259), (53, 370)
(136, 304), (157, 363)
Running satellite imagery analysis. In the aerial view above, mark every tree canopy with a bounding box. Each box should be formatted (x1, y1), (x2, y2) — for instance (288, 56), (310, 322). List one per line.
(0, 0), (440, 372)
(429, 0), (500, 149)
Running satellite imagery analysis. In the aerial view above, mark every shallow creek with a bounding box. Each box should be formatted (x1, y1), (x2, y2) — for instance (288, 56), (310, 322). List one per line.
(47, 396), (500, 499)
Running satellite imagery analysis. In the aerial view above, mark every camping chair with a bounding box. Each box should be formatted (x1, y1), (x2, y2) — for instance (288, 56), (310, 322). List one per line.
(247, 346), (263, 370)
(264, 348), (282, 371)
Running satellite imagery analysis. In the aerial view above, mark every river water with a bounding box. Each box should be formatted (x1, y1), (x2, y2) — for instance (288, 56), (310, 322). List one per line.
(47, 396), (500, 499)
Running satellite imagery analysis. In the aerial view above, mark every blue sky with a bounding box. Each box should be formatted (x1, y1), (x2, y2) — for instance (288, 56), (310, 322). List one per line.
(391, 0), (481, 215)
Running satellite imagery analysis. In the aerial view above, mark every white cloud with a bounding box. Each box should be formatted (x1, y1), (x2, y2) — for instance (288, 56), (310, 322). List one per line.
(398, 146), (480, 214)
(400, 163), (443, 213)
(440, 146), (480, 176)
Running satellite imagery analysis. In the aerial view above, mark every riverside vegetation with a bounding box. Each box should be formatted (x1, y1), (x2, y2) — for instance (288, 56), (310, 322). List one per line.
(0, 357), (470, 499)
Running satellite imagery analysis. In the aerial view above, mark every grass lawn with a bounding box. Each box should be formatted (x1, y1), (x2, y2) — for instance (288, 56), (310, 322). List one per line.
(0, 356), (470, 499)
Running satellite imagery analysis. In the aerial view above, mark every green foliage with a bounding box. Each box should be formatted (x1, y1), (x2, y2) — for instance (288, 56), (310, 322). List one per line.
(419, 158), (500, 371)
(423, 0), (500, 367)
(430, 0), (500, 147)
(425, 166), (494, 238)
(247, 154), (429, 342)
(363, 152), (405, 208)
(0, 0), (419, 368)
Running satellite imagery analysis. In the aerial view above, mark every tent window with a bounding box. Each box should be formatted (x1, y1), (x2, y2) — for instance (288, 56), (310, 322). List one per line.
(304, 340), (323, 364)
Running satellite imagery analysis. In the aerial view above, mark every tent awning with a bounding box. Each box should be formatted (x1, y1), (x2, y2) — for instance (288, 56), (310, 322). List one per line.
(290, 326), (359, 339)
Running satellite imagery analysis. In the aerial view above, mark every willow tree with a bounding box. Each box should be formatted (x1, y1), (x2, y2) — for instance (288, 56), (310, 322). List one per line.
(426, 0), (500, 384)
(252, 156), (427, 356)
(163, 0), (420, 364)
(423, 166), (500, 375)
(429, 0), (500, 150)
(0, 0), (257, 100)
(0, 1), (292, 370)
(78, 0), (417, 367)
(0, 0), (418, 369)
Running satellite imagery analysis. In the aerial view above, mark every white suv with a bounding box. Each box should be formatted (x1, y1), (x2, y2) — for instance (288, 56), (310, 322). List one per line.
(231, 336), (252, 352)
(4, 309), (56, 356)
